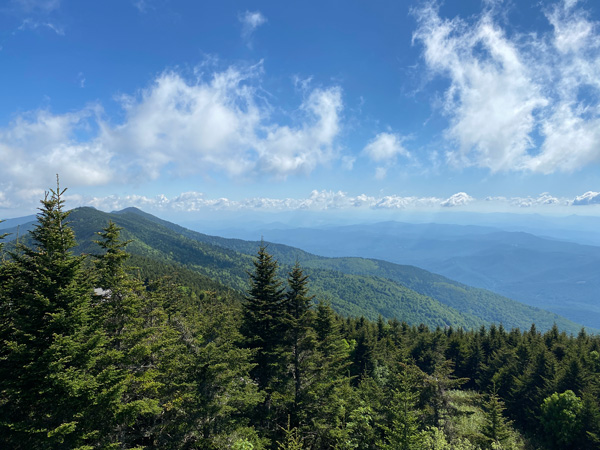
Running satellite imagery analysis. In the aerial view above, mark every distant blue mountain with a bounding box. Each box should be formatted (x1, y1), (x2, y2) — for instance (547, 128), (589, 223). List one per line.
(224, 221), (600, 329)
(0, 214), (36, 230)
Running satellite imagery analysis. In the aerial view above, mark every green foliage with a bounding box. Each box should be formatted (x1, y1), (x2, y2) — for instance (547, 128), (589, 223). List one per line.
(54, 206), (590, 333)
(421, 426), (479, 450)
(481, 386), (513, 449)
(277, 418), (305, 450)
(0, 181), (102, 448)
(540, 390), (583, 449)
(2, 195), (600, 449)
(242, 243), (287, 392)
(378, 367), (424, 450)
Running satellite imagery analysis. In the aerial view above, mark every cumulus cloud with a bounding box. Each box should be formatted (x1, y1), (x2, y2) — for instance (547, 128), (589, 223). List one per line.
(573, 191), (600, 205)
(0, 64), (344, 202)
(239, 10), (267, 46)
(363, 132), (410, 178)
(254, 87), (342, 176)
(364, 132), (409, 162)
(77, 190), (481, 213)
(50, 189), (593, 214)
(440, 192), (474, 207)
(413, 0), (600, 174)
(484, 193), (565, 207)
(509, 193), (562, 208)
(0, 107), (114, 194)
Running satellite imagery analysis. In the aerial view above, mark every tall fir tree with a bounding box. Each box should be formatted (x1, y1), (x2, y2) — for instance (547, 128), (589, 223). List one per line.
(379, 366), (425, 450)
(0, 180), (102, 449)
(241, 243), (289, 437)
(481, 385), (513, 449)
(284, 262), (317, 428)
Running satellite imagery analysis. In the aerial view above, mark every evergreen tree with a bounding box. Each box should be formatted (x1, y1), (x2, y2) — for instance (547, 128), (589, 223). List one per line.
(309, 301), (352, 448)
(0, 181), (102, 448)
(242, 244), (289, 438)
(510, 348), (556, 430)
(242, 244), (287, 389)
(481, 385), (513, 449)
(379, 366), (425, 450)
(284, 262), (317, 428)
(91, 220), (165, 447)
(94, 220), (131, 292)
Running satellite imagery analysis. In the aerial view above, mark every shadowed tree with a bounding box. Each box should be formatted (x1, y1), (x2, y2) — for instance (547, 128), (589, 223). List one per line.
(284, 262), (317, 428)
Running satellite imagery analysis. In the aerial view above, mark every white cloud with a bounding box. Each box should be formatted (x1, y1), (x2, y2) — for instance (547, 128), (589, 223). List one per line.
(0, 65), (344, 202)
(17, 18), (64, 35)
(0, 191), (11, 208)
(413, 0), (600, 174)
(483, 193), (565, 208)
(77, 190), (481, 213)
(55, 189), (595, 214)
(363, 132), (410, 178)
(133, 0), (149, 13)
(573, 191), (600, 205)
(509, 193), (562, 208)
(239, 10), (267, 46)
(363, 132), (409, 162)
(0, 107), (114, 196)
(373, 195), (440, 209)
(341, 155), (356, 170)
(440, 192), (474, 207)
(254, 87), (342, 177)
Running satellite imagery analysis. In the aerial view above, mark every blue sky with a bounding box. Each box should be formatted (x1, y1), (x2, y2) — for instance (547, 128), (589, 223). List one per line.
(2, 0), (600, 220)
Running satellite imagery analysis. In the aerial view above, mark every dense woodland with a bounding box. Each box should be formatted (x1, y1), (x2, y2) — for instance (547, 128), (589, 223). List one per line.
(1, 186), (600, 449)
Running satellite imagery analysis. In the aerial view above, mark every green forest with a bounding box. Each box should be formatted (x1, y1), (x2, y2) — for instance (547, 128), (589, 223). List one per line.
(1, 186), (599, 449)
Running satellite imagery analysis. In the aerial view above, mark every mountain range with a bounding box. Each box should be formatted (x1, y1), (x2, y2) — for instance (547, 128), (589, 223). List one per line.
(215, 221), (600, 329)
(1, 207), (592, 334)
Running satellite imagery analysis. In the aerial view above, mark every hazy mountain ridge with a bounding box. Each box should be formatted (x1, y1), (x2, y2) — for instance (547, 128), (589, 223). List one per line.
(229, 221), (600, 329)
(2, 207), (589, 333)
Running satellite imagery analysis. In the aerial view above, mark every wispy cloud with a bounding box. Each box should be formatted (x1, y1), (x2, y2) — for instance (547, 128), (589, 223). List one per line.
(239, 10), (267, 47)
(413, 0), (600, 174)
(17, 18), (64, 35)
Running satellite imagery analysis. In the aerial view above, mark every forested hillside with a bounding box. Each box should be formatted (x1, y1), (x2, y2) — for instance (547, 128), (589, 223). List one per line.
(241, 222), (600, 329)
(4, 206), (585, 333)
(1, 187), (599, 449)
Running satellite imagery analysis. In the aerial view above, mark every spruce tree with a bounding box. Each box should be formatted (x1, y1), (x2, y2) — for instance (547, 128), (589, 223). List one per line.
(242, 243), (288, 435)
(284, 262), (316, 427)
(94, 220), (131, 292)
(481, 385), (513, 449)
(309, 301), (352, 448)
(0, 181), (101, 449)
(379, 366), (425, 450)
(242, 243), (287, 385)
